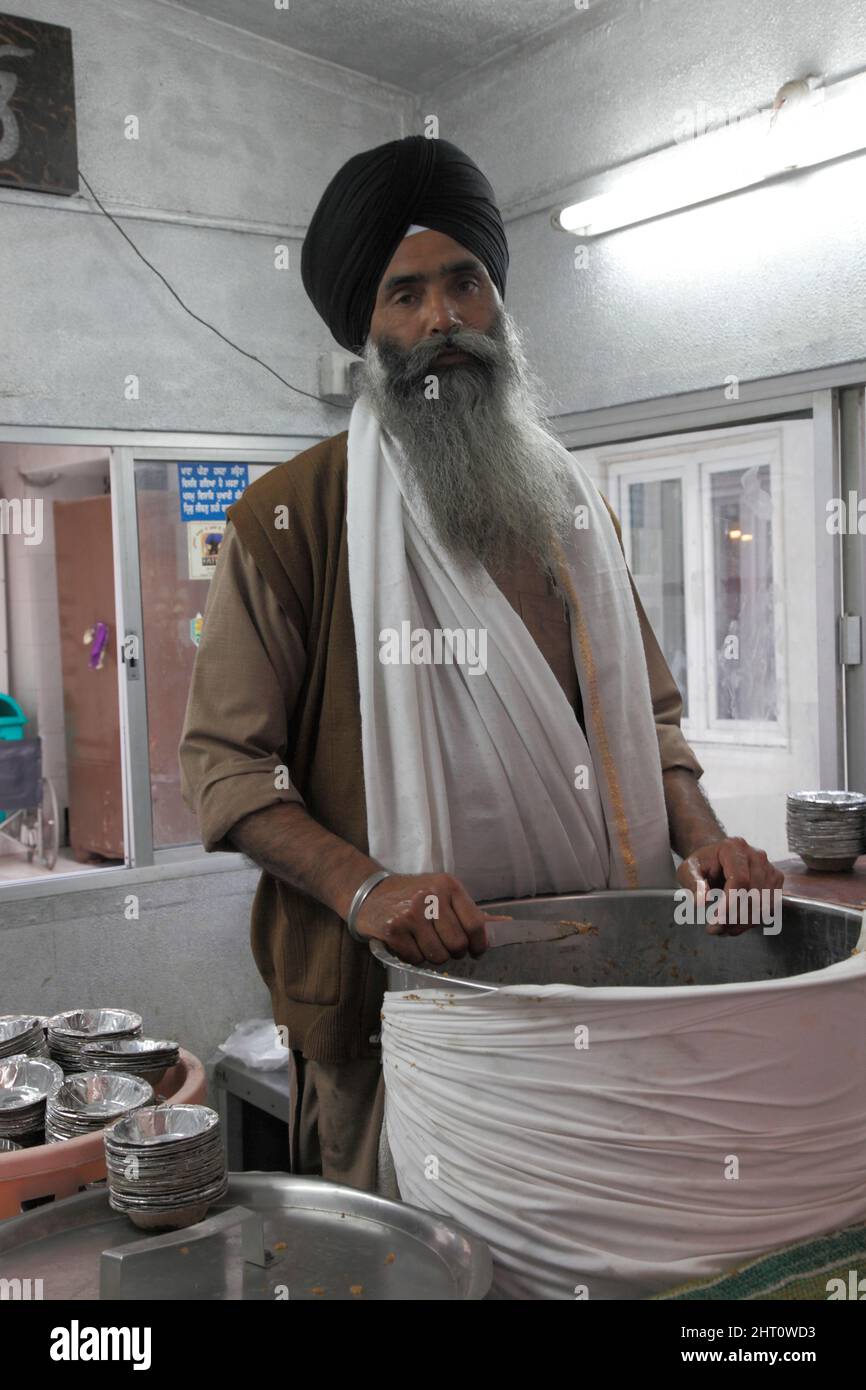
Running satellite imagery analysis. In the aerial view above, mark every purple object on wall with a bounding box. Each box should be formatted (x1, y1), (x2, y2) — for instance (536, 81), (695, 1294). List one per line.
(88, 621), (109, 669)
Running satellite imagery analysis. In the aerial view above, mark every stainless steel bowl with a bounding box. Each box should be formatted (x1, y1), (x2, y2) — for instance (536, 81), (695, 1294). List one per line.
(46, 1008), (143, 1038)
(0, 1056), (63, 1105)
(80, 1038), (179, 1083)
(52, 1072), (153, 1115)
(104, 1104), (227, 1229)
(80, 1037), (177, 1057)
(45, 1071), (154, 1142)
(0, 1056), (64, 1140)
(786, 790), (866, 870)
(108, 1103), (218, 1147)
(46, 1009), (144, 1073)
(0, 1015), (46, 1060)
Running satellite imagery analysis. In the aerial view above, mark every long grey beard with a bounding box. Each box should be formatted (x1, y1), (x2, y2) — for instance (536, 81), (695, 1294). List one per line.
(357, 306), (576, 575)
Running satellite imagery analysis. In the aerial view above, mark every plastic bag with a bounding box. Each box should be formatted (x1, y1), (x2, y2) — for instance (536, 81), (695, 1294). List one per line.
(216, 1019), (289, 1071)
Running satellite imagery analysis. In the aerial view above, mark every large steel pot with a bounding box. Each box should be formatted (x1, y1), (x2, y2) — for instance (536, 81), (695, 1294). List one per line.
(374, 889), (866, 1299)
(371, 889), (862, 990)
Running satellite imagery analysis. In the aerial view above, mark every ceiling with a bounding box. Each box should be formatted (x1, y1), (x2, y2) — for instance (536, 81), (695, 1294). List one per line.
(168, 0), (587, 91)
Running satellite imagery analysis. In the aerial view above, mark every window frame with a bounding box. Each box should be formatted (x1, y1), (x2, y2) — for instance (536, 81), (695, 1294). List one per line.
(699, 441), (787, 741)
(609, 430), (790, 750)
(614, 464), (693, 717)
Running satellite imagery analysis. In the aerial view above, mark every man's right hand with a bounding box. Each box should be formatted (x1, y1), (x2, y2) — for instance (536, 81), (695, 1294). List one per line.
(352, 872), (503, 965)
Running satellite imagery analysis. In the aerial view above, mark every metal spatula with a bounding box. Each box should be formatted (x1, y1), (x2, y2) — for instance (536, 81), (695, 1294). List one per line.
(482, 917), (597, 948)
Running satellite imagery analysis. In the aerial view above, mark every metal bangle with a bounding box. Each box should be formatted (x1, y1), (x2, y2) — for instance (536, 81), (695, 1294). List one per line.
(346, 869), (392, 943)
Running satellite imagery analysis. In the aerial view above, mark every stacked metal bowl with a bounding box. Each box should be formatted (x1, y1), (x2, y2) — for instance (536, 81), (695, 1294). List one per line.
(0, 1015), (49, 1062)
(79, 1037), (179, 1088)
(45, 1072), (154, 1143)
(0, 1056), (63, 1145)
(46, 1009), (142, 1072)
(104, 1104), (227, 1229)
(787, 790), (866, 871)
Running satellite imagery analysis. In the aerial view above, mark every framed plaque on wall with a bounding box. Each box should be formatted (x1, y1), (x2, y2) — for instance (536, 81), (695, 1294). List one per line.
(0, 12), (77, 195)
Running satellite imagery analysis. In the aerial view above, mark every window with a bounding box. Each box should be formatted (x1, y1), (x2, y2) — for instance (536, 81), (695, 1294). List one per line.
(609, 433), (787, 747)
(708, 464), (777, 724)
(626, 477), (688, 716)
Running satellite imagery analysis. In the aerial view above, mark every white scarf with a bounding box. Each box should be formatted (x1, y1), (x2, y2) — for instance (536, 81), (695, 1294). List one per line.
(346, 395), (676, 900)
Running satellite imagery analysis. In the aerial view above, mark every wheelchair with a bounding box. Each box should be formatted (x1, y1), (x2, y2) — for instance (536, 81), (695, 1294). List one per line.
(0, 736), (59, 870)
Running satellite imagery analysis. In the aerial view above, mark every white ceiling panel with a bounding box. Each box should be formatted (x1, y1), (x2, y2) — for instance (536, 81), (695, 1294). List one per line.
(166, 0), (592, 90)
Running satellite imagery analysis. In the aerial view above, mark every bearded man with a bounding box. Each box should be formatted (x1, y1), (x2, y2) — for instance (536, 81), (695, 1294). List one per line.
(179, 135), (783, 1195)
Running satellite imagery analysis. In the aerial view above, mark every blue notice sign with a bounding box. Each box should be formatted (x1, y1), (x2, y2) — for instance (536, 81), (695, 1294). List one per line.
(178, 463), (249, 521)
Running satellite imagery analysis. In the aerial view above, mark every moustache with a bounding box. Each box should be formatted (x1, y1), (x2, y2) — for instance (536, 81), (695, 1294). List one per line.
(379, 327), (503, 388)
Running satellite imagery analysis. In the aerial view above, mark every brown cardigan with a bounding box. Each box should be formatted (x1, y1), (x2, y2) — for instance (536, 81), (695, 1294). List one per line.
(226, 432), (383, 1061)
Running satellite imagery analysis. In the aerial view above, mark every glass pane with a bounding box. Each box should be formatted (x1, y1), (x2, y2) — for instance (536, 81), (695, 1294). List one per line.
(627, 478), (688, 716)
(0, 444), (125, 883)
(710, 464), (777, 722)
(134, 461), (268, 850)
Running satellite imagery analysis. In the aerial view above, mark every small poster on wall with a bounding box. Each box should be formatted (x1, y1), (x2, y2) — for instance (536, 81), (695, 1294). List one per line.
(178, 463), (249, 521)
(0, 14), (78, 195)
(187, 520), (226, 581)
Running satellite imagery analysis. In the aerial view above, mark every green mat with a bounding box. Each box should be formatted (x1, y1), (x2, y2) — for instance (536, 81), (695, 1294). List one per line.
(651, 1221), (866, 1300)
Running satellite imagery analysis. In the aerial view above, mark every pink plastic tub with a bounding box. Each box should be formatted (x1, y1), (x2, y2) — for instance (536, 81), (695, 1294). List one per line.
(0, 1049), (207, 1220)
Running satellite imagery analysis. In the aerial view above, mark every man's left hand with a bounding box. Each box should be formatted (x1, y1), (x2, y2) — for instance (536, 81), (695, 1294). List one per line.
(676, 836), (784, 935)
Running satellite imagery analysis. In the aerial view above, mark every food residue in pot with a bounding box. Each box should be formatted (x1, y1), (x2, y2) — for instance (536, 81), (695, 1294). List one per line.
(555, 918), (598, 935)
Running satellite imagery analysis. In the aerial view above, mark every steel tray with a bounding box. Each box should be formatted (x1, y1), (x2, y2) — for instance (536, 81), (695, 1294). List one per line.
(0, 1171), (492, 1300)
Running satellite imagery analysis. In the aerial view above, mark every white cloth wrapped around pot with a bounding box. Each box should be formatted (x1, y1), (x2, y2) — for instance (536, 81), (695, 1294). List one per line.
(383, 954), (866, 1300)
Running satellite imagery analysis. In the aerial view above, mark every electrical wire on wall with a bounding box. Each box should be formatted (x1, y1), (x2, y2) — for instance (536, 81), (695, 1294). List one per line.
(76, 169), (349, 411)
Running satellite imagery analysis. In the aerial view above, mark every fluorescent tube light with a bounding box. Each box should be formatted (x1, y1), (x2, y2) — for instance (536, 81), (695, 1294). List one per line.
(555, 71), (866, 236)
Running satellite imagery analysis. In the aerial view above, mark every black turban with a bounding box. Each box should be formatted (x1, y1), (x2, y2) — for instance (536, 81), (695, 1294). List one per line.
(301, 135), (509, 354)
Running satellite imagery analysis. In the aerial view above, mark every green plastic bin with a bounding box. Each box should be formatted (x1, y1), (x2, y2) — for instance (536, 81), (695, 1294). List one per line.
(0, 694), (28, 824)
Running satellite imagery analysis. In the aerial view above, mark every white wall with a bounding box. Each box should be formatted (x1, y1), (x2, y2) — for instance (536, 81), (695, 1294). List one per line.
(425, 0), (866, 413)
(0, 0), (413, 436)
(8, 0), (864, 428)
